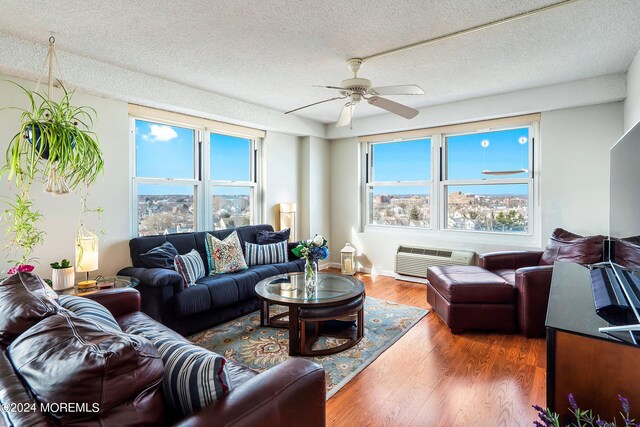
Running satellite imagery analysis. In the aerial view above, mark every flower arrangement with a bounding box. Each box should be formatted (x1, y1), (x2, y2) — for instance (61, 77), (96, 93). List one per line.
(291, 235), (330, 263)
(534, 393), (637, 427)
(292, 235), (330, 293)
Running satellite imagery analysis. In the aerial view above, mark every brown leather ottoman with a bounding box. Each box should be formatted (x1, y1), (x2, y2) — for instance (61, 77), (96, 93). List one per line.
(426, 265), (517, 334)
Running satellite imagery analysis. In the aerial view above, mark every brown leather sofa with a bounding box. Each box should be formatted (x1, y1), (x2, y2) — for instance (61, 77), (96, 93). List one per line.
(0, 273), (326, 426)
(427, 228), (606, 337)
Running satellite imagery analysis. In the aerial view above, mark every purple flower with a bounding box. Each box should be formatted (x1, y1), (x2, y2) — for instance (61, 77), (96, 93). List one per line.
(619, 395), (631, 414)
(568, 393), (578, 411)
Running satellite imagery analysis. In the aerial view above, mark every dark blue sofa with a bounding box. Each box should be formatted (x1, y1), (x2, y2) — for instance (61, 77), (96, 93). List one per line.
(118, 224), (304, 336)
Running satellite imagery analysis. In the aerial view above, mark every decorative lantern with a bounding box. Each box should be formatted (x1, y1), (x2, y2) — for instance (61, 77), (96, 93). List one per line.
(340, 243), (356, 275)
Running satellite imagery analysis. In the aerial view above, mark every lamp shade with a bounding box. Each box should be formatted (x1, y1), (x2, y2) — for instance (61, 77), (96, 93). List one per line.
(76, 228), (99, 273)
(279, 203), (297, 241)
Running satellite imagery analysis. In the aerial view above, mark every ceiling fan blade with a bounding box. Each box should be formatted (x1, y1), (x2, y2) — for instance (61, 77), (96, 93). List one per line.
(368, 96), (419, 119)
(313, 85), (348, 91)
(285, 96), (345, 114)
(369, 85), (425, 95)
(336, 103), (355, 127)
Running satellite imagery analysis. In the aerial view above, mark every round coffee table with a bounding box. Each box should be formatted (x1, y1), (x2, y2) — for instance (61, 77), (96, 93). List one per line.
(255, 272), (365, 356)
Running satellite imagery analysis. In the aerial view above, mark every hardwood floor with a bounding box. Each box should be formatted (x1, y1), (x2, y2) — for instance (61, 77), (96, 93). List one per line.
(326, 270), (546, 427)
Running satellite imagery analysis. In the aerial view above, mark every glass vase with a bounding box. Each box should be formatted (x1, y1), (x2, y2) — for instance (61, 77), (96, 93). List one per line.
(304, 258), (318, 296)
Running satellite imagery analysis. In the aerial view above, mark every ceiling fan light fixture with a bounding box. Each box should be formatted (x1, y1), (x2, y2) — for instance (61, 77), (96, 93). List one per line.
(285, 58), (425, 125)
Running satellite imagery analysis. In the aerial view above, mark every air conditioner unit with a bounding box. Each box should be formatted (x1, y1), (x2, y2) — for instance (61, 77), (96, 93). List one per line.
(395, 245), (475, 278)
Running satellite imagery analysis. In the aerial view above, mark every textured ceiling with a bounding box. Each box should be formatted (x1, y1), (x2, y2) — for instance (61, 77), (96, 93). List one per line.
(0, 0), (639, 125)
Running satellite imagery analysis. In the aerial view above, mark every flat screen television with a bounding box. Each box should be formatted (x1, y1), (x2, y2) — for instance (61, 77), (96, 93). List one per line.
(591, 120), (640, 343)
(610, 120), (640, 240)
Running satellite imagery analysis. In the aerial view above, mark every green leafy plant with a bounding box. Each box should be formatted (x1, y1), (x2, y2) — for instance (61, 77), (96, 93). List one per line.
(0, 81), (104, 267)
(50, 258), (71, 269)
(2, 81), (104, 189)
(1, 193), (44, 265)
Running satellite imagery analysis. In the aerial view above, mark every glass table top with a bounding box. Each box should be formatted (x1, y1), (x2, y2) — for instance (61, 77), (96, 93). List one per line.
(55, 275), (139, 296)
(262, 273), (356, 301)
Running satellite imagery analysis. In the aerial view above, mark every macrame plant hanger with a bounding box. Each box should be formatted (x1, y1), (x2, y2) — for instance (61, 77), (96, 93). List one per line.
(36, 36), (70, 196)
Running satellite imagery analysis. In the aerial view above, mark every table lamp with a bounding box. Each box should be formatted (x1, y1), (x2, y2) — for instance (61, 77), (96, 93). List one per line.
(76, 227), (99, 289)
(279, 203), (296, 241)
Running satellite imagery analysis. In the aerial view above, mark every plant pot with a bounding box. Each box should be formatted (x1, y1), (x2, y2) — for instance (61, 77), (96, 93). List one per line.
(51, 266), (74, 291)
(25, 124), (50, 159)
(25, 123), (76, 160)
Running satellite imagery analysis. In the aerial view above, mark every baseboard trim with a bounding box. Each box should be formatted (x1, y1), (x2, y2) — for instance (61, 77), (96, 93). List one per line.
(324, 263), (426, 284)
(393, 274), (429, 285)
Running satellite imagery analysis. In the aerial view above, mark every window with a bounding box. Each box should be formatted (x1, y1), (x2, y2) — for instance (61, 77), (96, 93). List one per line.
(209, 133), (255, 230)
(363, 115), (538, 236)
(134, 120), (198, 236)
(367, 138), (432, 227)
(131, 111), (261, 236)
(444, 127), (532, 233)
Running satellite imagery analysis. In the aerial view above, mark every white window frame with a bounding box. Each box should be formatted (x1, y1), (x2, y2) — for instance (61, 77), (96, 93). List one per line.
(364, 137), (435, 229)
(361, 115), (541, 245)
(129, 114), (262, 237)
(205, 132), (259, 230)
(440, 124), (534, 236)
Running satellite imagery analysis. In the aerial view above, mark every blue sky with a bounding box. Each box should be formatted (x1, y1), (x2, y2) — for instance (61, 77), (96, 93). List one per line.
(136, 120), (251, 195)
(136, 120), (529, 197)
(372, 127), (529, 196)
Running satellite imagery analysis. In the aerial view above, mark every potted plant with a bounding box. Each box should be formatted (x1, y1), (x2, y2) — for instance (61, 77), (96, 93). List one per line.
(3, 82), (103, 190)
(50, 258), (74, 291)
(1, 81), (104, 268)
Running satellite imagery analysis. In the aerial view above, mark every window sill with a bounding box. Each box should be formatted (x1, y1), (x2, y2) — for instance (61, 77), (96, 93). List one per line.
(363, 224), (541, 249)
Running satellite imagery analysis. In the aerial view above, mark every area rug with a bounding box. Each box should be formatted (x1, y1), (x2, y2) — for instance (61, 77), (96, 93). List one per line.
(189, 297), (428, 398)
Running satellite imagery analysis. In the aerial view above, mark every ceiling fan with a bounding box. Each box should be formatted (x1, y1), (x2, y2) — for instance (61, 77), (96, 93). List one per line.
(285, 58), (425, 127)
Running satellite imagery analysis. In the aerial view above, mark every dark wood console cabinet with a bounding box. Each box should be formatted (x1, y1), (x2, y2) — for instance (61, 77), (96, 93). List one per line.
(546, 262), (640, 422)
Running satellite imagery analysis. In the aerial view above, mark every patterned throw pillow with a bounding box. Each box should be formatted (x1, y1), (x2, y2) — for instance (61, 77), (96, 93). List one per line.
(256, 228), (290, 244)
(174, 249), (205, 288)
(205, 231), (248, 275)
(245, 241), (289, 266)
(154, 338), (232, 416)
(140, 241), (179, 269)
(58, 295), (122, 332)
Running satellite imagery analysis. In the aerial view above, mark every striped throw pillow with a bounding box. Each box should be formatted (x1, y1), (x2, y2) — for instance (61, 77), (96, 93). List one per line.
(245, 240), (289, 266)
(155, 338), (232, 416)
(57, 295), (121, 332)
(174, 249), (205, 288)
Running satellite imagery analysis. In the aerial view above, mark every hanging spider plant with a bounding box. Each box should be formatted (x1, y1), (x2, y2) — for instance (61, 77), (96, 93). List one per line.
(2, 81), (104, 191)
(1, 80), (104, 268)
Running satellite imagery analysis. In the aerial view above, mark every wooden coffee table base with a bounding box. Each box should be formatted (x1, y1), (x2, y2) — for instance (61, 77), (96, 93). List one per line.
(260, 296), (365, 356)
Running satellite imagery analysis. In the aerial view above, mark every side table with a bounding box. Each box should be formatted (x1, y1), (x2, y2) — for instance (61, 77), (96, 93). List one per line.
(55, 275), (139, 296)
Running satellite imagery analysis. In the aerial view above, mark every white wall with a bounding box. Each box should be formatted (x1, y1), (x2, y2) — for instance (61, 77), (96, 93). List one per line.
(624, 49), (640, 132)
(298, 136), (331, 243)
(262, 131), (300, 230)
(329, 102), (624, 274)
(0, 77), (131, 278)
(540, 103), (622, 239)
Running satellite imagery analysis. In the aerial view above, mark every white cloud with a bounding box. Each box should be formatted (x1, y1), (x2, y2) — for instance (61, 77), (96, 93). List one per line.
(148, 124), (178, 142)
